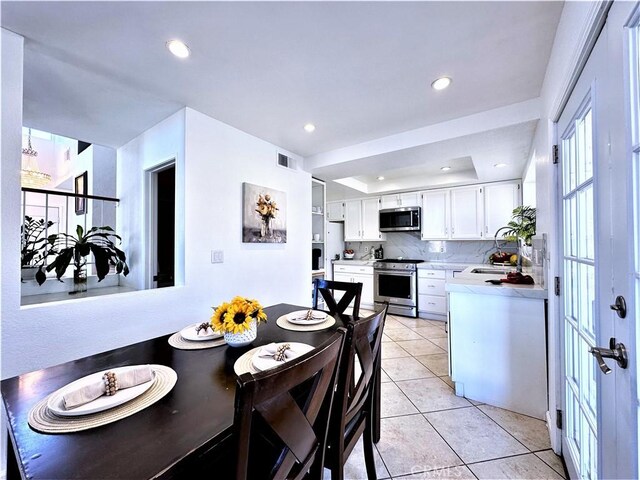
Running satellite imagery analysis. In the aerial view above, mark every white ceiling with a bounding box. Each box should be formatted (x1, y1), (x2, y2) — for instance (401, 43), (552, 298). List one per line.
(2, 1), (562, 165)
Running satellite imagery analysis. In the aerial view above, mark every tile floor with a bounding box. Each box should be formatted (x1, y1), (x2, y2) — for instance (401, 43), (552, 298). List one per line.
(324, 314), (566, 480)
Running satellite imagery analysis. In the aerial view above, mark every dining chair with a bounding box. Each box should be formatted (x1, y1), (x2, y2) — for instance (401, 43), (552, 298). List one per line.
(324, 305), (388, 480)
(232, 329), (347, 480)
(313, 278), (363, 321)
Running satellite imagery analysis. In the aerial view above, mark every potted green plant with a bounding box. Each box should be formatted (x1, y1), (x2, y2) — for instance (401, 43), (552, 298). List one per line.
(494, 206), (536, 269)
(20, 216), (57, 281)
(45, 225), (129, 293)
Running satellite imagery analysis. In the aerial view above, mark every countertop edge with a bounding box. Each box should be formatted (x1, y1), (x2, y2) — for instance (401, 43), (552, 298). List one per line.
(446, 278), (548, 299)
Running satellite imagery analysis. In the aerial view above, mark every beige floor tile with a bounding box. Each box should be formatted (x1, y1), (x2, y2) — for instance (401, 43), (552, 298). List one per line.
(382, 333), (393, 343)
(381, 341), (411, 359)
(394, 317), (433, 329)
(323, 436), (390, 479)
(469, 453), (564, 479)
(396, 339), (445, 356)
(468, 398), (484, 406)
(429, 337), (448, 351)
(425, 319), (447, 328)
(381, 382), (419, 417)
(380, 368), (392, 383)
(382, 357), (435, 382)
(535, 450), (567, 478)
(396, 377), (471, 412)
(415, 353), (449, 376)
(385, 317), (408, 330)
(376, 415), (463, 477)
(393, 465), (476, 479)
(413, 325), (448, 339)
(425, 407), (528, 463)
(478, 404), (551, 451)
(385, 327), (426, 342)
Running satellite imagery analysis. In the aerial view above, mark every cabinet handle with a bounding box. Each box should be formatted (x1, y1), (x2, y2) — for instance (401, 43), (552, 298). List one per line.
(452, 227), (455, 234)
(445, 227), (448, 235)
(485, 226), (488, 234)
(428, 302), (436, 306)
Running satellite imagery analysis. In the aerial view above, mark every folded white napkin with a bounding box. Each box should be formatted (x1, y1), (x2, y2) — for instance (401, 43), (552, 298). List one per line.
(290, 310), (326, 322)
(63, 365), (154, 410)
(257, 343), (303, 363)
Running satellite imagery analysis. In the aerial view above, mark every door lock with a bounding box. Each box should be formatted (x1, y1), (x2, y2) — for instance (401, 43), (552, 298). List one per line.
(589, 338), (628, 374)
(610, 295), (627, 318)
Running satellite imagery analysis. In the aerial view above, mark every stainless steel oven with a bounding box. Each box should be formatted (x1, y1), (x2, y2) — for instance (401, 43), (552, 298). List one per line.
(373, 259), (423, 317)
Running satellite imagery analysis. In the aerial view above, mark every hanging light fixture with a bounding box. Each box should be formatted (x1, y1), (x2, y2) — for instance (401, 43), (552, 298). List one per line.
(21, 128), (51, 188)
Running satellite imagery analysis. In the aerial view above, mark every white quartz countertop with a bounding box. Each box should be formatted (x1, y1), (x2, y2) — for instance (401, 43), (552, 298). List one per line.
(416, 262), (475, 271)
(446, 265), (548, 299)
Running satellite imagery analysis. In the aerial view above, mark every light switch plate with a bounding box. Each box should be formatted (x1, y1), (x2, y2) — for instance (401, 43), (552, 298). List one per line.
(211, 250), (224, 263)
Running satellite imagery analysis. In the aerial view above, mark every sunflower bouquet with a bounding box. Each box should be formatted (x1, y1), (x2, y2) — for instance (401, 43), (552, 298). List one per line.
(210, 296), (267, 334)
(256, 194), (278, 221)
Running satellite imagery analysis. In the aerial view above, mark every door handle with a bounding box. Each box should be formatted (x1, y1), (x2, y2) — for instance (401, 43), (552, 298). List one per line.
(589, 338), (628, 374)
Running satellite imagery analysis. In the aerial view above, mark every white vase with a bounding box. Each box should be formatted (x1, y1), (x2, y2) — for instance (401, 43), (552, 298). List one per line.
(224, 319), (257, 347)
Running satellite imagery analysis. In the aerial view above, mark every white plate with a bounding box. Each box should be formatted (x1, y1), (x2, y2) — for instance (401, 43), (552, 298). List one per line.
(286, 310), (328, 325)
(47, 366), (156, 417)
(251, 343), (315, 371)
(180, 323), (222, 342)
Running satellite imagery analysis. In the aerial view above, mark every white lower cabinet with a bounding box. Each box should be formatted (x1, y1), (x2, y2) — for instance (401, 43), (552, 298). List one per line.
(333, 265), (374, 308)
(417, 269), (447, 319)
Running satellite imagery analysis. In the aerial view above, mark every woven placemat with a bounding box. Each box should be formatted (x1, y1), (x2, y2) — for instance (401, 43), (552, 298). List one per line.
(233, 346), (262, 376)
(28, 365), (177, 434)
(168, 332), (226, 350)
(275, 314), (336, 332)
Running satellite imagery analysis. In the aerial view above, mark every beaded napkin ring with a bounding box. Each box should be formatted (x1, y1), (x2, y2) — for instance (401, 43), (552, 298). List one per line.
(274, 343), (291, 362)
(103, 371), (118, 396)
(195, 322), (211, 335)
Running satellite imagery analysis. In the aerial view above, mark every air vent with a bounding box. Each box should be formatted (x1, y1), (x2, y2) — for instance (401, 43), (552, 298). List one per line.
(277, 153), (296, 170)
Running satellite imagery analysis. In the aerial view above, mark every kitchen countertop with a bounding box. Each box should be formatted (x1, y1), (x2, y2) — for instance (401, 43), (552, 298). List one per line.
(446, 265), (548, 299)
(416, 262), (475, 271)
(333, 259), (376, 266)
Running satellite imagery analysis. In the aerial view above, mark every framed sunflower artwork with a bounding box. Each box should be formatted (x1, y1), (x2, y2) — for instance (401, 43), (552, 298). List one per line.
(242, 183), (287, 243)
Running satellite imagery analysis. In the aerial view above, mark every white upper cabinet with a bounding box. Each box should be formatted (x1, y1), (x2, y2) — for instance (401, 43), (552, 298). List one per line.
(344, 200), (362, 240)
(450, 186), (485, 239)
(326, 201), (345, 221)
(483, 182), (521, 238)
(420, 190), (450, 240)
(361, 198), (382, 240)
(344, 198), (385, 241)
(380, 192), (421, 209)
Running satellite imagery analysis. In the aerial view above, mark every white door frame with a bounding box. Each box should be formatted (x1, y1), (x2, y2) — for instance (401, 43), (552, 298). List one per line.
(145, 157), (176, 290)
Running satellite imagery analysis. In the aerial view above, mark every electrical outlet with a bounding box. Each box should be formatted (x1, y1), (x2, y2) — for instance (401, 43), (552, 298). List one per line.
(211, 250), (224, 263)
(362, 246), (369, 253)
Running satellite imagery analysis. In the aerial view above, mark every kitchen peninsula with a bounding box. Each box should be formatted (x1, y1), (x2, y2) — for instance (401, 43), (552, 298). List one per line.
(446, 267), (548, 419)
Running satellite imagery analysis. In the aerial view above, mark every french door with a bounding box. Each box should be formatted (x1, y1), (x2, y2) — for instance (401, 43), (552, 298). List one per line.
(558, 2), (638, 478)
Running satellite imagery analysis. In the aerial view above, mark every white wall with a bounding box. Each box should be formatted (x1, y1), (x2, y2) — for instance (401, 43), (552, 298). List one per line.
(117, 110), (186, 290)
(532, 1), (602, 452)
(183, 108), (310, 307)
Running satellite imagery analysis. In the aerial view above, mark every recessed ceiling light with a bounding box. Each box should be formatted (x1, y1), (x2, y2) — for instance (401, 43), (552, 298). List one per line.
(304, 123), (316, 133)
(440, 166), (451, 171)
(377, 176), (385, 181)
(166, 39), (190, 58)
(431, 76), (452, 91)
(494, 163), (508, 168)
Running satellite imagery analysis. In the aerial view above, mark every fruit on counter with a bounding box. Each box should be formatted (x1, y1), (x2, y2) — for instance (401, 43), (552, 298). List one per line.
(489, 251), (512, 264)
(344, 249), (354, 254)
(510, 254), (519, 266)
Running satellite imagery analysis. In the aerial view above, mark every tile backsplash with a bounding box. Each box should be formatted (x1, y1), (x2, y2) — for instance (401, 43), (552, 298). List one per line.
(345, 232), (517, 264)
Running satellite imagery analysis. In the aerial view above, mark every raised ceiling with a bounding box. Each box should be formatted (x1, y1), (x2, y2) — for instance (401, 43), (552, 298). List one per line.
(2, 1), (563, 160)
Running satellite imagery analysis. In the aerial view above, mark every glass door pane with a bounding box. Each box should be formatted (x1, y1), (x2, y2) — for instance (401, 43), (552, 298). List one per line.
(561, 103), (597, 479)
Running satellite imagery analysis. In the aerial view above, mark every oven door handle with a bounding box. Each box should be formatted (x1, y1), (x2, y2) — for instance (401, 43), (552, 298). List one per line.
(375, 270), (416, 277)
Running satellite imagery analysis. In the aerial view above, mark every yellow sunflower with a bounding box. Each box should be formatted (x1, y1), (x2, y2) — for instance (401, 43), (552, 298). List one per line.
(211, 297), (267, 333)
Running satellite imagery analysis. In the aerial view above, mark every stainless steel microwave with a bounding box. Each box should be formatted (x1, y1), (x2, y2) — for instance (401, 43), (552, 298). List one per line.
(379, 207), (421, 232)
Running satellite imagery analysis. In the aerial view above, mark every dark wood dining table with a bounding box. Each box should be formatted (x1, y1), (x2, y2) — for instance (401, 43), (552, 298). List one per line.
(1, 303), (381, 479)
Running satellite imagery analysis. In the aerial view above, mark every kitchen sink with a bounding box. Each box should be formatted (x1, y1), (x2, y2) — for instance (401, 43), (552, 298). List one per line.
(469, 268), (511, 275)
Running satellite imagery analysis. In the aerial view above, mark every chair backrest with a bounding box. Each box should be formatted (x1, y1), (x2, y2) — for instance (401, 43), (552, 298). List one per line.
(233, 329), (346, 480)
(313, 278), (363, 321)
(328, 305), (388, 459)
